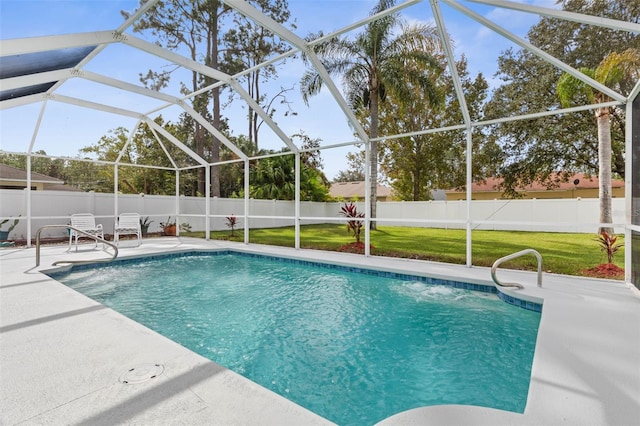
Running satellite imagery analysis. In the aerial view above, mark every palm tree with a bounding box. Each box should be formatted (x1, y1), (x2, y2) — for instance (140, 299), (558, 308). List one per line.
(557, 48), (640, 233)
(249, 153), (329, 201)
(300, 0), (442, 229)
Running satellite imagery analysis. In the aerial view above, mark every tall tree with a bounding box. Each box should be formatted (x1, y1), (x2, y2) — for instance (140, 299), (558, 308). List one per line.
(0, 151), (66, 181)
(79, 119), (196, 195)
(291, 131), (327, 182)
(557, 48), (640, 233)
(129, 0), (231, 197)
(300, 0), (443, 229)
(249, 151), (329, 201)
(333, 151), (366, 183)
(379, 57), (491, 200)
(222, 0), (295, 149)
(484, 0), (639, 198)
(218, 134), (256, 198)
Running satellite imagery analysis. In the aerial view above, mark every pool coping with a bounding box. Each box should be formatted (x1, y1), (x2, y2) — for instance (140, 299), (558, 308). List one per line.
(2, 237), (639, 425)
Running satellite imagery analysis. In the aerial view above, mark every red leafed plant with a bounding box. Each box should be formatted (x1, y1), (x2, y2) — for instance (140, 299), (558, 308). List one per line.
(339, 202), (364, 243)
(226, 215), (238, 237)
(596, 230), (623, 264)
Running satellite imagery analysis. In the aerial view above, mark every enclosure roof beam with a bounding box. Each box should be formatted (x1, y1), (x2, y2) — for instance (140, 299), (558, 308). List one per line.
(205, 0), (420, 90)
(442, 0), (627, 104)
(368, 99), (623, 142)
(628, 80), (640, 102)
(180, 102), (248, 160)
(148, 125), (178, 169)
(116, 0), (161, 34)
(1, 69), (73, 92)
(474, 100), (622, 128)
(224, 0), (370, 143)
(467, 0), (640, 33)
(121, 34), (231, 83)
(144, 118), (208, 167)
(227, 79), (299, 154)
(79, 70), (182, 105)
(0, 93), (44, 110)
(430, 0), (471, 128)
(28, 100), (48, 155)
(310, 0), (422, 46)
(115, 121), (142, 164)
(50, 94), (143, 119)
(64, 0), (162, 81)
(0, 31), (116, 56)
(122, 33), (295, 152)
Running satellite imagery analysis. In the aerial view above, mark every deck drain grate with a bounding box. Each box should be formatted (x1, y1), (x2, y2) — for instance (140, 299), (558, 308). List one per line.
(119, 363), (164, 384)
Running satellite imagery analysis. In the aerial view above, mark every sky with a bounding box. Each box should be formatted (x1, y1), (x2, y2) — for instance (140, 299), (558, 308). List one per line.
(0, 0), (558, 180)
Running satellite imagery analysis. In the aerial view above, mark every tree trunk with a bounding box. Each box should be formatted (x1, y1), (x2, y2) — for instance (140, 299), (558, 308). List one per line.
(369, 88), (379, 231)
(208, 5), (221, 198)
(195, 120), (206, 196)
(596, 107), (613, 234)
(190, 41), (206, 196)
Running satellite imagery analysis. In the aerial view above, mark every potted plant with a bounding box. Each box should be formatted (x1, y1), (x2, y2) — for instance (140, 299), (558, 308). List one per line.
(159, 217), (176, 236)
(140, 216), (153, 236)
(0, 216), (20, 241)
(179, 222), (192, 233)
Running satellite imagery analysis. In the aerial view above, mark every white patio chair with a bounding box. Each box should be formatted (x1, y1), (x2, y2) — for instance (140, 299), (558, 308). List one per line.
(69, 213), (104, 251)
(114, 213), (141, 246)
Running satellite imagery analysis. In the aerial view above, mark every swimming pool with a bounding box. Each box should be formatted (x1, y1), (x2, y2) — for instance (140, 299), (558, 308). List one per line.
(52, 251), (541, 425)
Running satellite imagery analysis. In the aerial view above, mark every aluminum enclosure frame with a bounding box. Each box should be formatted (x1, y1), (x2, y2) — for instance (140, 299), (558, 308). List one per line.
(0, 0), (638, 286)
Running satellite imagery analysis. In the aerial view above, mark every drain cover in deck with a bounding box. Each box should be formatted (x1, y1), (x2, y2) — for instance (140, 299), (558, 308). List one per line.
(119, 364), (164, 384)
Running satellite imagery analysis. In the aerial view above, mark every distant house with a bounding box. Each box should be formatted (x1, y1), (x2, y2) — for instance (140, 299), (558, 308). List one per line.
(0, 163), (80, 191)
(329, 181), (393, 202)
(445, 173), (625, 200)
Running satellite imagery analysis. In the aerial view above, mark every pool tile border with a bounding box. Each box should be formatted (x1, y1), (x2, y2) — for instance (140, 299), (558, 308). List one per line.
(47, 249), (542, 312)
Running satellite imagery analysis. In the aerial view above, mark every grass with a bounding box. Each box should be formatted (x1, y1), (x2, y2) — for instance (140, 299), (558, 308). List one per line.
(191, 224), (624, 278)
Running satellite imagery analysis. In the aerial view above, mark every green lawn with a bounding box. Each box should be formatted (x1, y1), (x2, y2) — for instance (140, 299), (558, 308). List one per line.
(194, 224), (624, 277)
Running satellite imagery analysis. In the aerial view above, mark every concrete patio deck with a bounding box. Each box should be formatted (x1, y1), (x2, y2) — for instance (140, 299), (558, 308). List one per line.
(1, 237), (639, 425)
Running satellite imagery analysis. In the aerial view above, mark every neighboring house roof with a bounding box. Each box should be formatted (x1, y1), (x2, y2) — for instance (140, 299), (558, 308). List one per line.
(0, 163), (82, 191)
(446, 173), (624, 193)
(0, 163), (63, 184)
(330, 181), (392, 200)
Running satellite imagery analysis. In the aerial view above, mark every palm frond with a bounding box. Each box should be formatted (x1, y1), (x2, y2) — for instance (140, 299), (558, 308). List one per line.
(595, 48), (640, 88)
(299, 71), (324, 105)
(556, 68), (595, 107)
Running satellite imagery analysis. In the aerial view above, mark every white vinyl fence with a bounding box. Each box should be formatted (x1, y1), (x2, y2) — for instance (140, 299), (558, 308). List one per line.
(0, 188), (626, 241)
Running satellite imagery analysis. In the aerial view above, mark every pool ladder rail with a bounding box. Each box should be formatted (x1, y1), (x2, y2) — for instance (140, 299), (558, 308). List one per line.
(491, 249), (542, 289)
(35, 225), (118, 267)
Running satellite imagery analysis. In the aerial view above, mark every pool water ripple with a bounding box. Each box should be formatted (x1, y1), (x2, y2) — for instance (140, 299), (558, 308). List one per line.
(57, 253), (541, 426)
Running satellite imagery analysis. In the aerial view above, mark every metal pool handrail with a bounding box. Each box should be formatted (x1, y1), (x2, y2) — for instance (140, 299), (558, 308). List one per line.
(35, 225), (118, 267)
(491, 249), (542, 289)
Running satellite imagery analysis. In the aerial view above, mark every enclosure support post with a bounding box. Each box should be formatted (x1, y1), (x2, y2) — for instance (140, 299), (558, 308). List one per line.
(625, 90), (638, 285)
(175, 170), (179, 236)
(26, 156), (32, 247)
(206, 165), (211, 241)
(364, 138), (371, 257)
(114, 164), (119, 226)
(465, 130), (473, 267)
(295, 153), (300, 250)
(244, 159), (250, 245)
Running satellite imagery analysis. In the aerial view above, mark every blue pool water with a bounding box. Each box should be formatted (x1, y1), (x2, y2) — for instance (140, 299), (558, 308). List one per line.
(55, 252), (541, 425)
